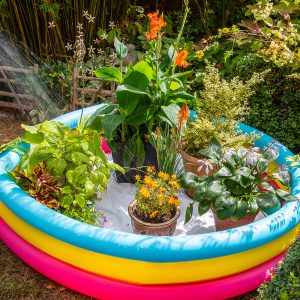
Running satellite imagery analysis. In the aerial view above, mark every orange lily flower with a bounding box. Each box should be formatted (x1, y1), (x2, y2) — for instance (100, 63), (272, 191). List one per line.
(175, 48), (188, 68)
(177, 102), (190, 128)
(145, 10), (166, 41)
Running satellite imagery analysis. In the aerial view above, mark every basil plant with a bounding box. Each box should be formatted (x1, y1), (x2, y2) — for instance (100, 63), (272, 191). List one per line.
(85, 36), (195, 167)
(179, 137), (299, 224)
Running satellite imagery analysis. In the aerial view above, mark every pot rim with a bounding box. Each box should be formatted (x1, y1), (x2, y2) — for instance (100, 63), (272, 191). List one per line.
(128, 199), (181, 228)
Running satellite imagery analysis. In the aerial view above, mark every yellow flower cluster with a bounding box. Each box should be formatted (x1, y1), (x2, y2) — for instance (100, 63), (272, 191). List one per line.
(134, 167), (181, 222)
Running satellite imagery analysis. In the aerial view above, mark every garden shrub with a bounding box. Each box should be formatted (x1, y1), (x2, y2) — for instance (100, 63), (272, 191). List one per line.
(258, 237), (300, 299)
(227, 53), (300, 153)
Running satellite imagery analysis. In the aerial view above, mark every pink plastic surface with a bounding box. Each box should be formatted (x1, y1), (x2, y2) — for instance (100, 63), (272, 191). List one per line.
(0, 218), (285, 300)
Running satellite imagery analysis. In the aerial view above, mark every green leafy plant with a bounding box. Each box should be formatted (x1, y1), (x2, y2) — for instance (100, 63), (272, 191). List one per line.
(183, 64), (262, 158)
(258, 236), (300, 299)
(17, 120), (124, 225)
(179, 137), (298, 223)
(85, 2), (195, 167)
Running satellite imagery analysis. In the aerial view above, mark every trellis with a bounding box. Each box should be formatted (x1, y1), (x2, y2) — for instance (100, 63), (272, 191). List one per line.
(71, 68), (115, 110)
(0, 64), (39, 117)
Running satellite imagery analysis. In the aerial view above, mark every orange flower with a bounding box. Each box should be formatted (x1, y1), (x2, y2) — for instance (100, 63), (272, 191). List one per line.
(177, 102), (190, 128)
(175, 48), (188, 68)
(145, 10), (166, 41)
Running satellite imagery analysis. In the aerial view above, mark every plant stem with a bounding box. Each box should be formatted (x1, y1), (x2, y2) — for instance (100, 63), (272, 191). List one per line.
(171, 0), (190, 75)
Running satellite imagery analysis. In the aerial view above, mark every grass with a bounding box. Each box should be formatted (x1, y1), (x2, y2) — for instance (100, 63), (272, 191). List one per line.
(0, 116), (257, 300)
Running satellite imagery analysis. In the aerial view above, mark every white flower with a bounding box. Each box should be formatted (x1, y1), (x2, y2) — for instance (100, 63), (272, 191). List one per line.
(83, 10), (89, 17)
(76, 23), (83, 30)
(97, 48), (104, 55)
(109, 21), (115, 29)
(48, 21), (55, 29)
(65, 43), (73, 51)
(87, 45), (95, 55)
(196, 159), (214, 175)
(93, 38), (101, 45)
(87, 15), (95, 23)
(101, 32), (108, 40)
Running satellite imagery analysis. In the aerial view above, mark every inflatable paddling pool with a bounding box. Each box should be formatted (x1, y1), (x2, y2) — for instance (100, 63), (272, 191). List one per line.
(1, 104), (299, 300)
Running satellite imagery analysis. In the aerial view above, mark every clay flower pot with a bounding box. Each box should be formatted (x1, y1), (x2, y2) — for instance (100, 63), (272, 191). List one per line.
(212, 209), (259, 231)
(181, 150), (217, 197)
(128, 200), (181, 236)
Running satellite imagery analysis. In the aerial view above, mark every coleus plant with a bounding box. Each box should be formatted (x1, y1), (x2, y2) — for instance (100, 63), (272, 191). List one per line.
(85, 2), (195, 167)
(16, 120), (124, 225)
(12, 161), (61, 210)
(179, 137), (299, 223)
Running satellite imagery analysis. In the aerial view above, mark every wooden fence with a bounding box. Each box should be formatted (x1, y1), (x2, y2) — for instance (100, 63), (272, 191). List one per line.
(0, 65), (115, 116)
(0, 64), (39, 116)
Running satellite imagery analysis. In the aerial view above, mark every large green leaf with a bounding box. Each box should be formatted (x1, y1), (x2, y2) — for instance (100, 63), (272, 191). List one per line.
(159, 104), (180, 127)
(123, 136), (136, 167)
(102, 114), (123, 140)
(39, 121), (68, 136)
(28, 145), (57, 171)
(70, 152), (89, 165)
(193, 182), (208, 201)
(214, 194), (236, 210)
(214, 167), (232, 178)
(116, 85), (149, 116)
(94, 67), (122, 82)
(123, 60), (153, 91)
(22, 131), (44, 144)
(85, 104), (117, 130)
(114, 37), (128, 58)
(126, 105), (158, 126)
(255, 192), (281, 214)
(47, 158), (67, 177)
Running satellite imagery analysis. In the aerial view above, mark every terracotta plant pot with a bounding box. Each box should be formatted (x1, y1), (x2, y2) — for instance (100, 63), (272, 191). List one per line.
(181, 150), (217, 197)
(212, 209), (259, 231)
(128, 200), (181, 236)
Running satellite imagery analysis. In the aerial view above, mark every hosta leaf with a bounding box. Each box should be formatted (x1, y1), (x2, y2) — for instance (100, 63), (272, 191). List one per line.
(114, 37), (128, 58)
(199, 137), (222, 161)
(224, 178), (245, 195)
(231, 200), (248, 220)
(216, 206), (236, 220)
(198, 200), (210, 216)
(249, 201), (258, 216)
(214, 195), (236, 210)
(276, 189), (299, 202)
(179, 172), (198, 189)
(206, 180), (224, 198)
(193, 182), (208, 201)
(255, 193), (281, 215)
(214, 167), (232, 178)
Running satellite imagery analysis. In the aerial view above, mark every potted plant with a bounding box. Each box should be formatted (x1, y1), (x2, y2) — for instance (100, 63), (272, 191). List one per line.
(128, 167), (181, 236)
(181, 64), (263, 181)
(85, 1), (195, 183)
(179, 138), (299, 230)
(10, 120), (124, 226)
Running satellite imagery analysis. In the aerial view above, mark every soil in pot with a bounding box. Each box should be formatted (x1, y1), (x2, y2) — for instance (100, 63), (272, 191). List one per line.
(212, 210), (258, 231)
(112, 141), (158, 183)
(181, 150), (217, 197)
(128, 200), (181, 236)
